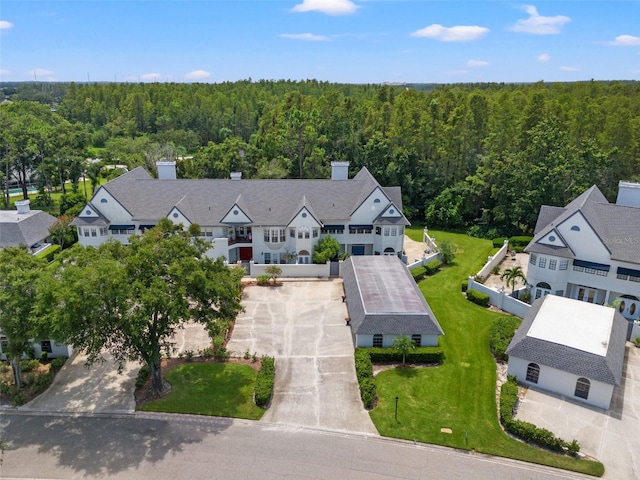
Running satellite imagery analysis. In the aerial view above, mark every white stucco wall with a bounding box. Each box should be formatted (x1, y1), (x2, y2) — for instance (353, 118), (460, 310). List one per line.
(556, 212), (611, 264)
(249, 261), (330, 278)
(355, 334), (439, 348)
(507, 356), (615, 410)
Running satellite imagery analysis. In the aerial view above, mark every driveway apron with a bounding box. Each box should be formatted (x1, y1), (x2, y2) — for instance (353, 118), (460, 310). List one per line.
(21, 352), (139, 414)
(228, 280), (377, 434)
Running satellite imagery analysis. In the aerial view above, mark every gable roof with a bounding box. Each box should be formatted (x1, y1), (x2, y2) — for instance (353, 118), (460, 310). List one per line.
(506, 296), (627, 385)
(0, 209), (57, 248)
(526, 184), (640, 263)
(341, 256), (444, 336)
(97, 166), (409, 227)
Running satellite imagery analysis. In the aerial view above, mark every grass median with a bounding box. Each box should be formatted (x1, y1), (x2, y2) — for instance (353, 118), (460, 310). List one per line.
(138, 362), (265, 420)
(369, 228), (604, 476)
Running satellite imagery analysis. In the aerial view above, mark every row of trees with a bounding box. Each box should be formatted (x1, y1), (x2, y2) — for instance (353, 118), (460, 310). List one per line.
(3, 80), (639, 234)
(0, 221), (244, 394)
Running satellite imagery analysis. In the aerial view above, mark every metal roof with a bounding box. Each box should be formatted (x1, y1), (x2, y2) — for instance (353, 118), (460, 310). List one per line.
(341, 256), (444, 336)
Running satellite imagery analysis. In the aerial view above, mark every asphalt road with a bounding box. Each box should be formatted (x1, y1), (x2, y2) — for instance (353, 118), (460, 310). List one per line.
(0, 412), (592, 480)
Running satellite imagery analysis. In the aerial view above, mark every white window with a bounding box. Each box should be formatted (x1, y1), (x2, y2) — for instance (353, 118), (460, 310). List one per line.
(91, 228), (97, 237)
(530, 254), (537, 265)
(279, 228), (286, 242)
(548, 259), (557, 270)
(559, 259), (569, 270)
(391, 227), (397, 236)
(99, 227), (108, 236)
(538, 257), (547, 268)
(383, 227), (390, 236)
(313, 228), (319, 238)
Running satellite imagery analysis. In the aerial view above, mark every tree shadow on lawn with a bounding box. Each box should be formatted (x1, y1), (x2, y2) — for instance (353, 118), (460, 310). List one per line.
(0, 413), (233, 476)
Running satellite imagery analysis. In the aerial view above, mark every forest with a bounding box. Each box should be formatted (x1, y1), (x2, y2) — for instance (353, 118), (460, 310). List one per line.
(1, 79), (639, 236)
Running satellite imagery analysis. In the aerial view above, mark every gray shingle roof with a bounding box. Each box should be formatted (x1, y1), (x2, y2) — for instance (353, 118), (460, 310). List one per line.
(99, 167), (410, 227)
(0, 209), (57, 248)
(342, 256), (444, 336)
(506, 296), (627, 385)
(526, 184), (640, 264)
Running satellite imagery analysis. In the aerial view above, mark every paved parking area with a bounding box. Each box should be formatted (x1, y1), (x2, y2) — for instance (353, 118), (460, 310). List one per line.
(515, 344), (640, 479)
(227, 280), (378, 434)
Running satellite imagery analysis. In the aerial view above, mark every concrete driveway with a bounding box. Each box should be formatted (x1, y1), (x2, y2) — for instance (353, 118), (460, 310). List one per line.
(227, 280), (378, 434)
(21, 352), (140, 414)
(515, 343), (640, 480)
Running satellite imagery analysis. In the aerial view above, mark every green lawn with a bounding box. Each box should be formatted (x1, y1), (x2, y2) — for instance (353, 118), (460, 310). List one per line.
(370, 229), (604, 476)
(138, 362), (265, 420)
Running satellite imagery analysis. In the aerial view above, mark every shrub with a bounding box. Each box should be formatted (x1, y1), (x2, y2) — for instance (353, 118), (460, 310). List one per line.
(32, 371), (53, 392)
(135, 364), (151, 389)
(364, 347), (443, 364)
(50, 357), (67, 372)
(438, 240), (457, 265)
(466, 289), (490, 307)
(360, 378), (376, 409)
(509, 236), (533, 253)
(499, 376), (578, 453)
(354, 348), (377, 408)
(20, 359), (41, 373)
(255, 356), (275, 407)
(256, 274), (270, 286)
(35, 244), (61, 263)
(492, 265), (501, 275)
(411, 266), (426, 282)
(424, 259), (442, 276)
(41, 351), (48, 362)
(461, 280), (468, 292)
(492, 237), (507, 248)
(199, 347), (215, 359)
(489, 317), (521, 361)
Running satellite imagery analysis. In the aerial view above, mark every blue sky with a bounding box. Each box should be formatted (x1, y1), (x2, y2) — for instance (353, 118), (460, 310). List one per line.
(1, 1), (639, 84)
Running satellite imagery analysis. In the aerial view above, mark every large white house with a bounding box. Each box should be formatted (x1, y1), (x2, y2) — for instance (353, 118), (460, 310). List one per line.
(506, 295), (626, 410)
(525, 181), (640, 338)
(71, 162), (409, 263)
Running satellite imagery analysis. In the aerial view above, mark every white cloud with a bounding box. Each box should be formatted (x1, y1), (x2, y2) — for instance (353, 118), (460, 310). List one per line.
(560, 66), (581, 72)
(411, 24), (489, 42)
(291, 0), (359, 16)
(467, 59), (489, 68)
(140, 73), (161, 81)
(29, 68), (53, 76)
(0, 20), (13, 30)
(185, 70), (210, 80)
(0, 69), (11, 76)
(537, 53), (551, 62)
(510, 5), (570, 35)
(279, 33), (330, 41)
(609, 35), (640, 46)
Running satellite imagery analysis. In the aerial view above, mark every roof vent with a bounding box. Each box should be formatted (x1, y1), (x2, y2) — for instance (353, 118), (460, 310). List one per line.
(15, 199), (30, 214)
(230, 172), (242, 181)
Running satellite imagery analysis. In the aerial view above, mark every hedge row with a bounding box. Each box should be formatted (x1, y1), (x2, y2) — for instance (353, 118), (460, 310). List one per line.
(354, 348), (376, 408)
(500, 376), (580, 454)
(362, 347), (444, 364)
(35, 244), (61, 263)
(255, 355), (275, 407)
(411, 260), (442, 282)
(489, 317), (521, 361)
(509, 236), (533, 253)
(461, 280), (468, 292)
(492, 237), (507, 248)
(466, 288), (490, 307)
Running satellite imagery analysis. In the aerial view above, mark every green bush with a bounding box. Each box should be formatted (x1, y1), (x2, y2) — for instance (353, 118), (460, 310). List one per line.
(50, 357), (67, 372)
(35, 244), (61, 263)
(461, 280), (468, 292)
(489, 317), (521, 361)
(492, 238), (507, 248)
(411, 266), (426, 282)
(354, 348), (377, 408)
(256, 274), (270, 285)
(364, 347), (444, 364)
(509, 236), (533, 253)
(424, 259), (442, 276)
(466, 289), (490, 307)
(255, 355), (275, 407)
(135, 364), (151, 389)
(20, 359), (41, 373)
(500, 376), (578, 453)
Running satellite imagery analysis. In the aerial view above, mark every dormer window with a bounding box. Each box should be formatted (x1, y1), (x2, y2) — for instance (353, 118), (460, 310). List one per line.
(571, 226), (580, 231)
(374, 198), (381, 203)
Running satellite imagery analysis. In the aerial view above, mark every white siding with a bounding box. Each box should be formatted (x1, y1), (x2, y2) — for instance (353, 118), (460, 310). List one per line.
(556, 212), (610, 264)
(355, 334), (439, 348)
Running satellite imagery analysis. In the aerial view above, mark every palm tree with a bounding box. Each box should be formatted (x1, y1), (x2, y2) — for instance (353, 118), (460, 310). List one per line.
(393, 335), (416, 366)
(500, 266), (527, 293)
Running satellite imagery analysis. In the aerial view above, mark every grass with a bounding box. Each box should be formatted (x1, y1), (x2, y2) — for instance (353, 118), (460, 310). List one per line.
(138, 362), (265, 420)
(370, 228), (604, 477)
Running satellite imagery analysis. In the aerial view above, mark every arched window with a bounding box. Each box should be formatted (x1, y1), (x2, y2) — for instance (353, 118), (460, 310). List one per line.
(297, 250), (310, 264)
(535, 282), (551, 300)
(526, 363), (540, 384)
(575, 378), (590, 399)
(383, 247), (395, 256)
(373, 334), (383, 348)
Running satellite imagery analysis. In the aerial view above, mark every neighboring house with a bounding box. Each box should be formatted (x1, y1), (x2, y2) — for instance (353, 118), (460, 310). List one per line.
(0, 200), (56, 253)
(506, 295), (626, 410)
(71, 161), (410, 264)
(526, 181), (640, 339)
(0, 339), (72, 361)
(341, 255), (444, 348)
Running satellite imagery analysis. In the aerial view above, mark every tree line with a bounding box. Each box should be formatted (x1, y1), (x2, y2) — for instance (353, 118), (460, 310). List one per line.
(2, 79), (639, 235)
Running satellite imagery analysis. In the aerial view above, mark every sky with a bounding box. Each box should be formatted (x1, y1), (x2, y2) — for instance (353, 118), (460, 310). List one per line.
(1, 0), (639, 84)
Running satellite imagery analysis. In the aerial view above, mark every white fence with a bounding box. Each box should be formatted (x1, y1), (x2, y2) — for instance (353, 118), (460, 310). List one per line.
(407, 252), (441, 271)
(476, 240), (510, 280)
(467, 276), (531, 319)
(249, 261), (331, 278)
(423, 228), (438, 253)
